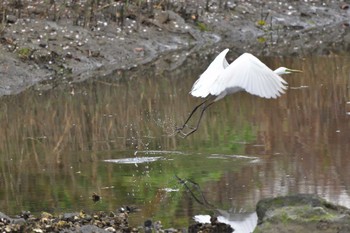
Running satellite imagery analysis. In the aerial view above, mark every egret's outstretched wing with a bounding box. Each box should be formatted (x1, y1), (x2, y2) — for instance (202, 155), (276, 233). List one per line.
(190, 49), (230, 98)
(210, 53), (288, 100)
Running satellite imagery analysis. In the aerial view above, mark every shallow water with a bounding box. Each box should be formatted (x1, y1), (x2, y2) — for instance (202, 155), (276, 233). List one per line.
(0, 52), (349, 231)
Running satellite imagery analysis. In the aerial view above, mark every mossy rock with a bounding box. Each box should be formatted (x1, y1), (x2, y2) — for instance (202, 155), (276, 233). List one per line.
(254, 194), (350, 233)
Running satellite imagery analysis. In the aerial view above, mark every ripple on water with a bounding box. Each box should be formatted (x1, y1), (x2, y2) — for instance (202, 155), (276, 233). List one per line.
(208, 154), (261, 163)
(104, 156), (163, 164)
(135, 150), (185, 155)
(103, 150), (185, 164)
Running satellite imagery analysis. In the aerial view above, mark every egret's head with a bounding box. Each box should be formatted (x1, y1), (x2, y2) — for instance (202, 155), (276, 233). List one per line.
(274, 67), (302, 75)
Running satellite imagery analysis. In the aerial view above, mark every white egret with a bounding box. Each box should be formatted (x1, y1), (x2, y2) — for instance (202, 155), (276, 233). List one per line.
(177, 48), (302, 137)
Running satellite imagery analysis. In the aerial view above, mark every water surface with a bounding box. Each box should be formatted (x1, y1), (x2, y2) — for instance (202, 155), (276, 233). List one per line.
(0, 52), (349, 231)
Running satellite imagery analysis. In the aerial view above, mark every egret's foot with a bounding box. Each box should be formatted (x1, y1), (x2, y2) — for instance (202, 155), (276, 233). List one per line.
(182, 129), (197, 138)
(176, 127), (198, 138)
(175, 125), (188, 133)
(177, 133), (187, 139)
(174, 124), (197, 138)
(176, 124), (196, 131)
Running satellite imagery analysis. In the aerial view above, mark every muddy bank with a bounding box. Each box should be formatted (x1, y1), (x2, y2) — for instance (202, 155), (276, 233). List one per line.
(0, 209), (234, 233)
(0, 209), (138, 233)
(1, 194), (350, 233)
(1, 0), (350, 96)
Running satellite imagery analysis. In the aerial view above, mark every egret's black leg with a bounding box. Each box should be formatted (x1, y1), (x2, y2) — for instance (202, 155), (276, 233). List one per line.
(180, 101), (215, 138)
(176, 98), (209, 131)
(175, 175), (215, 208)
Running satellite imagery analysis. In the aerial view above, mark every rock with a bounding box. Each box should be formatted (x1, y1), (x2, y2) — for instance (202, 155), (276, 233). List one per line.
(92, 192), (101, 202)
(154, 220), (162, 231)
(154, 11), (171, 24)
(0, 212), (11, 221)
(144, 219), (152, 233)
(18, 210), (32, 220)
(33, 228), (43, 233)
(163, 227), (179, 232)
(255, 194), (350, 233)
(6, 15), (17, 23)
(105, 226), (116, 232)
(79, 225), (110, 233)
(41, 212), (53, 219)
(188, 221), (234, 233)
(61, 212), (79, 221)
(12, 218), (26, 225)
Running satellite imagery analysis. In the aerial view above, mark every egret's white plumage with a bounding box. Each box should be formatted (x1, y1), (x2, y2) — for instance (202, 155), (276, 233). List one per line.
(177, 48), (301, 137)
(190, 49), (289, 101)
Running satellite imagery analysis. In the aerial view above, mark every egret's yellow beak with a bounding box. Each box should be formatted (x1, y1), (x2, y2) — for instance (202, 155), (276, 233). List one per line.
(286, 68), (303, 73)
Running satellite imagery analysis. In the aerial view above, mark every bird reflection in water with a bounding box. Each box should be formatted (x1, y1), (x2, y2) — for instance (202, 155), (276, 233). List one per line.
(176, 175), (258, 233)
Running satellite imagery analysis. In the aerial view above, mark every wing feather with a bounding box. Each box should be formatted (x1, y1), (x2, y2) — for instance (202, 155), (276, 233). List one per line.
(210, 53), (288, 99)
(190, 49), (230, 98)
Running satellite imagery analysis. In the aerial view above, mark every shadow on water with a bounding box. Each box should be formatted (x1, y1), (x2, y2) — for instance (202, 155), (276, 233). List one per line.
(0, 52), (349, 231)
